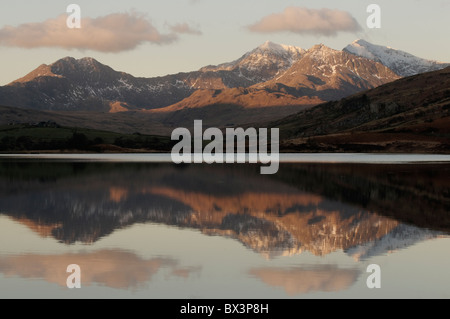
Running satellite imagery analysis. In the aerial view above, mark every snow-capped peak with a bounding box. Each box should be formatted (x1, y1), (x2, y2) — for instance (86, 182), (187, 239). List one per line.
(303, 44), (340, 61)
(79, 57), (99, 66)
(344, 39), (450, 77)
(255, 40), (304, 57)
(199, 41), (305, 83)
(307, 43), (336, 53)
(259, 40), (283, 51)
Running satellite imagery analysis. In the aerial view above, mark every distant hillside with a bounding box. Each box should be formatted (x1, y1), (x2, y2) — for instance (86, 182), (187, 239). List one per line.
(0, 123), (173, 153)
(272, 67), (450, 153)
(0, 105), (171, 135)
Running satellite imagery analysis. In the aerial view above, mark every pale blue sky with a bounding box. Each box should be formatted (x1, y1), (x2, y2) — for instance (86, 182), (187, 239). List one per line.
(0, 0), (448, 85)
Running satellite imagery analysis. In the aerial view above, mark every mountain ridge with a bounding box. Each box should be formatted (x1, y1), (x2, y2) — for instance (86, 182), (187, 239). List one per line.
(344, 39), (450, 77)
(200, 41), (305, 83)
(0, 41), (307, 112)
(1, 39), (447, 113)
(272, 66), (450, 153)
(166, 43), (400, 111)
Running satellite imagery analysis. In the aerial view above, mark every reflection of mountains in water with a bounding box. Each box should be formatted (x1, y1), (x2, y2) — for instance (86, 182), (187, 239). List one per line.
(0, 162), (448, 258)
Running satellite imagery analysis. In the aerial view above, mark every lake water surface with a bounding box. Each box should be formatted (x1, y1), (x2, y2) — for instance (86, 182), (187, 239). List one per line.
(0, 154), (449, 299)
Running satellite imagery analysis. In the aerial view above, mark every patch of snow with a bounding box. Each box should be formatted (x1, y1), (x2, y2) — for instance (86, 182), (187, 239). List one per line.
(344, 39), (450, 77)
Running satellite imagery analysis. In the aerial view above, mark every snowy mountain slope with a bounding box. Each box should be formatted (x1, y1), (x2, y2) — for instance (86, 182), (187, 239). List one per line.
(344, 39), (450, 77)
(346, 223), (445, 261)
(259, 44), (400, 100)
(200, 41), (305, 83)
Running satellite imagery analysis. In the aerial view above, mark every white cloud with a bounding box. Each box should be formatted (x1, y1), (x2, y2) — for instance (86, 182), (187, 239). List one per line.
(168, 23), (202, 35)
(248, 7), (362, 37)
(0, 12), (178, 52)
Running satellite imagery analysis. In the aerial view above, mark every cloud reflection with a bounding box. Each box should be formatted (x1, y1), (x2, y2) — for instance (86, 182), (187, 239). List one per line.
(249, 265), (360, 295)
(0, 250), (200, 289)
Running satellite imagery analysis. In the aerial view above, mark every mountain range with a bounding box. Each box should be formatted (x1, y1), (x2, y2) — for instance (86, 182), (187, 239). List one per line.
(165, 43), (401, 112)
(0, 41), (306, 112)
(0, 39), (449, 153)
(1, 39), (446, 114)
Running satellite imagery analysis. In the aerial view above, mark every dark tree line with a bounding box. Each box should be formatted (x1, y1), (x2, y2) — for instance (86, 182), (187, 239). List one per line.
(0, 132), (173, 152)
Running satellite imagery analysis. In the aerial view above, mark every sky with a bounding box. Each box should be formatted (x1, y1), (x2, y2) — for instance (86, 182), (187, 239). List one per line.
(0, 0), (448, 85)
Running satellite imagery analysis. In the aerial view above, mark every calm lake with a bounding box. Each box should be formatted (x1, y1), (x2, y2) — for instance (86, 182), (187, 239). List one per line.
(0, 154), (449, 299)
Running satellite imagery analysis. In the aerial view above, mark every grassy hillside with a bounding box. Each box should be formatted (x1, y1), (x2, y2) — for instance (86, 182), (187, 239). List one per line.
(271, 67), (450, 153)
(0, 122), (174, 152)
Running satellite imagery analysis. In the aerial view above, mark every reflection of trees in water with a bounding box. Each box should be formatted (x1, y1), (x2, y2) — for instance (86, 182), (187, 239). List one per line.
(274, 163), (450, 231)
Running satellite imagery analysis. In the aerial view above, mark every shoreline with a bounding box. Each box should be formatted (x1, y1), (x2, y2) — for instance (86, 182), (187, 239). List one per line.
(2, 152), (450, 164)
